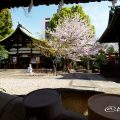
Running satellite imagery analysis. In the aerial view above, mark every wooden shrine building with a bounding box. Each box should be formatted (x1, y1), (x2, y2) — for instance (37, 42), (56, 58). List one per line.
(98, 6), (120, 78)
(0, 24), (52, 69)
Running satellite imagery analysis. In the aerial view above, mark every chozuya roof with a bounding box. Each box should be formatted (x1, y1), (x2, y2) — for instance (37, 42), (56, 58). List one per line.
(99, 6), (120, 43)
(0, 24), (39, 42)
(0, 0), (113, 9)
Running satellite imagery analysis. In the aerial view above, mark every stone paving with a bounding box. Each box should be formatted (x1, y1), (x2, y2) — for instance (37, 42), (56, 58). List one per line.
(0, 69), (120, 95)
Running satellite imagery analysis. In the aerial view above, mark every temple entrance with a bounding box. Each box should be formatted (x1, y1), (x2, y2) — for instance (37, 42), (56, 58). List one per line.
(18, 55), (30, 69)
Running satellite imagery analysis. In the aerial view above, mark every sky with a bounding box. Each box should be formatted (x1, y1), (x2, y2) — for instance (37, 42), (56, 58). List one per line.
(10, 1), (120, 39)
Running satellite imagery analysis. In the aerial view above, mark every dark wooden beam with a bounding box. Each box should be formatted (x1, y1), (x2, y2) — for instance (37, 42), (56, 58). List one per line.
(118, 42), (120, 63)
(0, 0), (112, 9)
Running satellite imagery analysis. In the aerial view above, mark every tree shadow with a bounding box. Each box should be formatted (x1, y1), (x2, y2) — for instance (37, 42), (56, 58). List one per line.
(57, 72), (106, 81)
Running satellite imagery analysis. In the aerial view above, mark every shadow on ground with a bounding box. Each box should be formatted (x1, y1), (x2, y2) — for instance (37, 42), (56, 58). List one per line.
(57, 72), (106, 81)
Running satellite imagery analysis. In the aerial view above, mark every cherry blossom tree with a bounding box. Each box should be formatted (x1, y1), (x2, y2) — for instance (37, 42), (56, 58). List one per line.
(48, 14), (109, 72)
(49, 14), (95, 60)
(89, 42), (108, 55)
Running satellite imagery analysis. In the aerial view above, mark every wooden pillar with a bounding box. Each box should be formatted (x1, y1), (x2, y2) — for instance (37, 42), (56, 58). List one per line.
(14, 63), (15, 69)
(30, 40), (32, 63)
(8, 54), (10, 69)
(0, 59), (1, 69)
(118, 41), (120, 64)
(36, 63), (39, 72)
(16, 42), (19, 69)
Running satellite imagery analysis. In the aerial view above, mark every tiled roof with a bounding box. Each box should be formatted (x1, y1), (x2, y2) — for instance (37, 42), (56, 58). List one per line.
(99, 6), (120, 43)
(0, 24), (39, 43)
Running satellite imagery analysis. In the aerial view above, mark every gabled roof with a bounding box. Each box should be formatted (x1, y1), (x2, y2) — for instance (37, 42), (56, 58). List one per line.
(0, 24), (39, 43)
(18, 24), (39, 40)
(0, 0), (113, 9)
(99, 6), (120, 43)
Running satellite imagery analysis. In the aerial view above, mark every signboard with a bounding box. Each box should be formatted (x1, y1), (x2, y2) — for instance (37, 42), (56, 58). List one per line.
(36, 57), (40, 63)
(13, 56), (17, 63)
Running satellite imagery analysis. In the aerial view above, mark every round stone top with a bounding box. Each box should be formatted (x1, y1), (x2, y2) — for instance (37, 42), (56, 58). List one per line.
(88, 94), (120, 120)
(23, 89), (60, 108)
(23, 89), (63, 120)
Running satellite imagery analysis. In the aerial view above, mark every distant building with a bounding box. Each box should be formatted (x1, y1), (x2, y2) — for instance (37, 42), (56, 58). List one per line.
(0, 24), (53, 69)
(45, 18), (50, 39)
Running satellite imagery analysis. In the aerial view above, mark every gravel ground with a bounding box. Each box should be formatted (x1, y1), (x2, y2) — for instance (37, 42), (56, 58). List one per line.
(0, 69), (120, 95)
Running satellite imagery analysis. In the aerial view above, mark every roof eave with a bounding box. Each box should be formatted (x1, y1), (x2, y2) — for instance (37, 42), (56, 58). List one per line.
(0, 0), (112, 9)
(98, 11), (120, 43)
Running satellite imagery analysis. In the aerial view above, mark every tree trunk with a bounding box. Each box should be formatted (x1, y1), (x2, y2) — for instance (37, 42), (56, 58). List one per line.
(87, 60), (90, 70)
(62, 57), (68, 72)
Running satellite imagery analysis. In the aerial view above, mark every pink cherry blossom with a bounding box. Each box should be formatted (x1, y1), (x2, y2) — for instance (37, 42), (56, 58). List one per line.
(48, 14), (105, 60)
